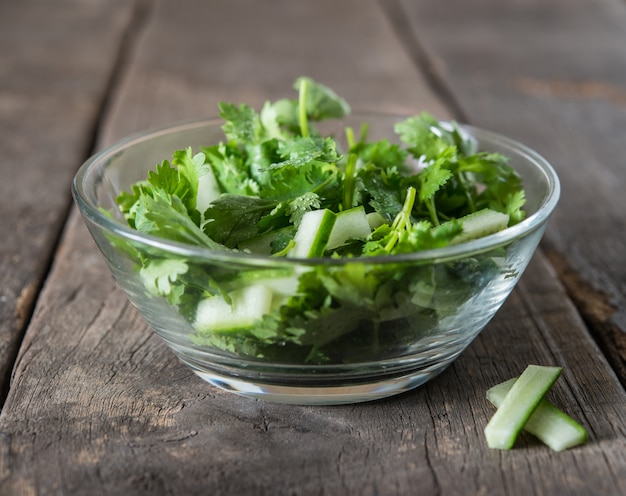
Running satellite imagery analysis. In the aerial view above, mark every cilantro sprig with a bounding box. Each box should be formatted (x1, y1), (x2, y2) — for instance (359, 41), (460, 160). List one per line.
(113, 77), (527, 364)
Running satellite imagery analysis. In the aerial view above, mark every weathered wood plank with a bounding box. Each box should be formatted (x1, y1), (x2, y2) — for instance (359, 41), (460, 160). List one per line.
(98, 0), (450, 147)
(2, 215), (625, 495)
(0, 0), (138, 402)
(394, 0), (626, 383)
(1, 0), (625, 494)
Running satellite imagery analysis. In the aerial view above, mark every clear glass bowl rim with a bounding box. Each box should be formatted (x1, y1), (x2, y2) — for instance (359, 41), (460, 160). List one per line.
(72, 113), (560, 267)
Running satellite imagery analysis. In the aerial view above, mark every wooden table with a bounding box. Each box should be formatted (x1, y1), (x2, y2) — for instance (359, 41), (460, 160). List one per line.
(1, 0), (625, 494)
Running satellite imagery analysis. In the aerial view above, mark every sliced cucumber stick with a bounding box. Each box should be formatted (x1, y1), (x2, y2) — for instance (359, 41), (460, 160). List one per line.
(484, 365), (562, 450)
(366, 211), (386, 230)
(195, 284), (273, 332)
(487, 377), (588, 451)
(326, 206), (372, 250)
(452, 208), (509, 244)
(290, 209), (337, 258)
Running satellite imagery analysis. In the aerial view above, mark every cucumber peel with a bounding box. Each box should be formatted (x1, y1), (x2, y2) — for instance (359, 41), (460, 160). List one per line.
(484, 365), (562, 450)
(290, 209), (337, 258)
(195, 284), (274, 332)
(326, 206), (371, 250)
(487, 377), (588, 451)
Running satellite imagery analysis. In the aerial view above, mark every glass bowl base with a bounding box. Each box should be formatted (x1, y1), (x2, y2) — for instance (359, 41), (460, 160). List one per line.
(188, 361), (453, 405)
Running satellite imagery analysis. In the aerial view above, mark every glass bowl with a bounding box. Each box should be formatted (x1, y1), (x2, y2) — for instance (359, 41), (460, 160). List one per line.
(72, 114), (560, 405)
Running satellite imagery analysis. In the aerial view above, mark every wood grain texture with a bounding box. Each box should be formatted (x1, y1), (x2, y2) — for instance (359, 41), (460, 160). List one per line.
(97, 0), (450, 146)
(0, 0), (137, 402)
(1, 0), (625, 494)
(1, 215), (625, 495)
(394, 0), (626, 383)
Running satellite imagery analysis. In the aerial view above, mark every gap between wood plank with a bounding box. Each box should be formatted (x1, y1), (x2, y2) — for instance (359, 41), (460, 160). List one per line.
(377, 0), (469, 122)
(83, 0), (154, 159)
(0, 0), (153, 410)
(388, 0), (626, 396)
(382, 0), (626, 395)
(544, 245), (626, 390)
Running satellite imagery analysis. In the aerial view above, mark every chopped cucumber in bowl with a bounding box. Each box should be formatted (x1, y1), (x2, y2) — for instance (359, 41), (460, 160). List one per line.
(72, 77), (560, 404)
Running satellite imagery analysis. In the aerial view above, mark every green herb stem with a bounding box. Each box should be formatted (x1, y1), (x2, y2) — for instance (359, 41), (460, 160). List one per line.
(459, 171), (477, 213)
(358, 122), (369, 144)
(272, 239), (296, 257)
(384, 187), (416, 252)
(345, 126), (356, 149)
(427, 197), (440, 226)
(298, 78), (310, 138)
(392, 186), (417, 232)
(342, 154), (358, 211)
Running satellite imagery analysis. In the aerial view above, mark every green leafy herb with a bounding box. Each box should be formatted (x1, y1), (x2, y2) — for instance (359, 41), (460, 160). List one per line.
(114, 76), (527, 364)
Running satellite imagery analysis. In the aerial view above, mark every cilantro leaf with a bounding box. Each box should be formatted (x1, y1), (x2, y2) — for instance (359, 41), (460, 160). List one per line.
(203, 195), (278, 248)
(259, 100), (289, 140)
(294, 76), (351, 121)
(171, 147), (209, 210)
(202, 142), (260, 196)
(356, 163), (405, 221)
(459, 152), (524, 215)
(500, 190), (527, 224)
(260, 160), (338, 202)
(264, 98), (300, 134)
(287, 192), (321, 226)
(134, 189), (226, 250)
(142, 160), (197, 218)
(395, 113), (475, 161)
(354, 139), (408, 172)
(116, 182), (146, 228)
(394, 219), (462, 253)
(219, 102), (263, 144)
(140, 259), (188, 304)
(395, 113), (453, 162)
(417, 152), (454, 225)
(271, 136), (340, 168)
(417, 154), (454, 204)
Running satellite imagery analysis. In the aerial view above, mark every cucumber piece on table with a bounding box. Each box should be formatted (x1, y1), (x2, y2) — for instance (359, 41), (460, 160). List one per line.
(326, 205), (372, 250)
(487, 377), (588, 451)
(290, 208), (337, 258)
(484, 365), (562, 450)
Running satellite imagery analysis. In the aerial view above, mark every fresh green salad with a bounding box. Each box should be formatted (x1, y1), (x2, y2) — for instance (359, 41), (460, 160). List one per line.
(115, 77), (526, 363)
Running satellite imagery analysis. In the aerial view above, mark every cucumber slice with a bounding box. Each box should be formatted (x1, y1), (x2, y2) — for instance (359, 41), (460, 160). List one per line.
(326, 206), (372, 250)
(366, 211), (387, 230)
(451, 208), (510, 244)
(487, 377), (588, 451)
(236, 269), (299, 296)
(195, 284), (273, 332)
(290, 209), (337, 258)
(484, 365), (562, 450)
